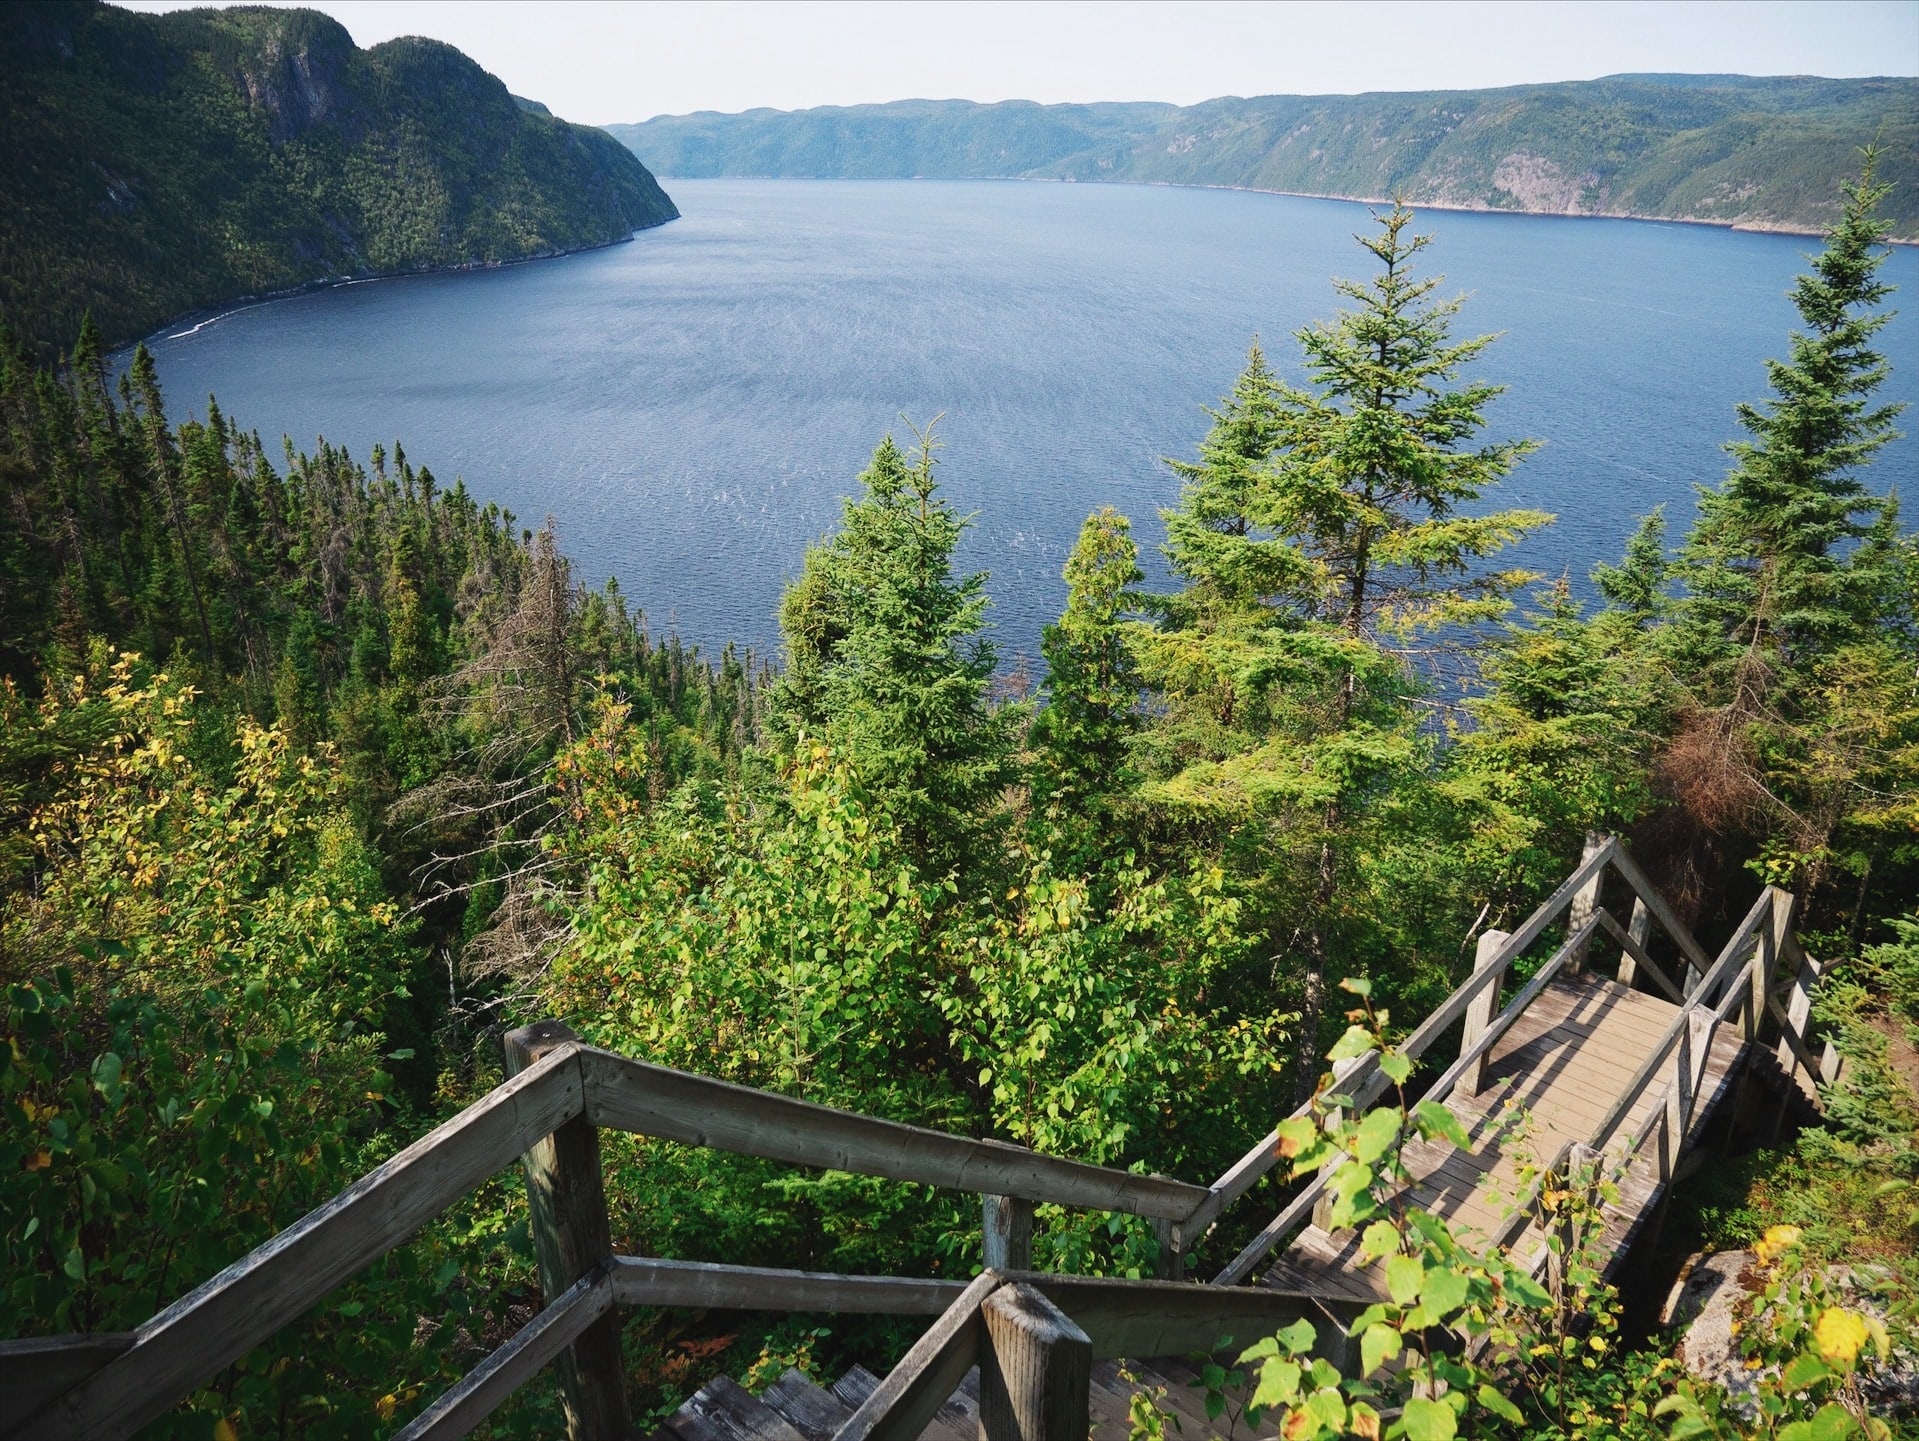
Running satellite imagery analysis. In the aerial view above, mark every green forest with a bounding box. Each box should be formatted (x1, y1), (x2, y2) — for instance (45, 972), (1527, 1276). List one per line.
(0, 1), (679, 359)
(1, 154), (1914, 1438)
(610, 74), (1919, 240)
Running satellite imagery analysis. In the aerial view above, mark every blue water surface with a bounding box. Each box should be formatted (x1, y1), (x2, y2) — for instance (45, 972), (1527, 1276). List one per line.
(136, 178), (1919, 664)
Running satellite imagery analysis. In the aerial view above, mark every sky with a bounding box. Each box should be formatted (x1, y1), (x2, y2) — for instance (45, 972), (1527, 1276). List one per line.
(115, 0), (1919, 127)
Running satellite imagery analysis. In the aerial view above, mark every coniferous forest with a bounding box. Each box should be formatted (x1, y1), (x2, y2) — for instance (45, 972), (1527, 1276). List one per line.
(1, 152), (1915, 1435)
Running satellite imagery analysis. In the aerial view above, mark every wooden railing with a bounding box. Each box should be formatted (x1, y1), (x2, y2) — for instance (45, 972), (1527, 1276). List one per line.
(10, 1017), (1318, 1440)
(6, 836), (1832, 1441)
(1206, 834), (1825, 1286)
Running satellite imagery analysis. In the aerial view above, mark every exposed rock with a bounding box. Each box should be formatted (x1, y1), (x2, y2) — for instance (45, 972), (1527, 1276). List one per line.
(1663, 1250), (1919, 1419)
(1489, 153), (1602, 214)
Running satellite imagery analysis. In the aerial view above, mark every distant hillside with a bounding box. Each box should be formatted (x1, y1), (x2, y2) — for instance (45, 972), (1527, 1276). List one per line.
(612, 76), (1916, 239)
(0, 1), (679, 356)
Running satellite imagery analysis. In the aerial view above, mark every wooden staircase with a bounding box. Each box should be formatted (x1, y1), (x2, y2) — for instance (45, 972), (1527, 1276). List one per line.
(2, 835), (1835, 1441)
(658, 1359), (1279, 1441)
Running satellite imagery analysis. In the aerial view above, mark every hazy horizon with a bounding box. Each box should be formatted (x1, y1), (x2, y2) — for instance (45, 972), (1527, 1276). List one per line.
(112, 1), (1919, 128)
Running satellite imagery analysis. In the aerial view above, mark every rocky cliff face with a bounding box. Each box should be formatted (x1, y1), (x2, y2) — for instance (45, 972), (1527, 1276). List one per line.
(232, 12), (357, 142)
(0, 1), (680, 356)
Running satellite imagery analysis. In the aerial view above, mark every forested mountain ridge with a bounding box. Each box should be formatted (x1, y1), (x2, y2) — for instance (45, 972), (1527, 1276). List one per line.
(612, 74), (1918, 239)
(0, 0), (679, 357)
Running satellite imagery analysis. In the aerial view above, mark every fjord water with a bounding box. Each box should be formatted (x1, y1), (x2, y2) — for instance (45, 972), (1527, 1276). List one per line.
(140, 178), (1918, 663)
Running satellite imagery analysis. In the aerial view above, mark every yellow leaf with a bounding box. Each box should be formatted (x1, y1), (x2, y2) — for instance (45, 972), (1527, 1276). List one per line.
(1814, 1307), (1870, 1366)
(376, 1394), (399, 1420)
(213, 1420), (239, 1441)
(25, 1149), (52, 1171)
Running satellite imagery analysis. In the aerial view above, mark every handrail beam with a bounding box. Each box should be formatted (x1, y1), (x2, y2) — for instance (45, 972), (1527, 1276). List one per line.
(582, 1050), (1206, 1221)
(1190, 837), (1620, 1236)
(21, 1046), (588, 1441)
(1595, 908), (1685, 1004)
(395, 1265), (616, 1441)
(835, 1271), (999, 1441)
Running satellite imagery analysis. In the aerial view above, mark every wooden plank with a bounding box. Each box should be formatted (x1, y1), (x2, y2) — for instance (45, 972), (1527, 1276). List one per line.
(1597, 909), (1684, 1003)
(1007, 1272), (1318, 1361)
(583, 1052), (1206, 1222)
(23, 1045), (586, 1441)
(1607, 844), (1715, 978)
(695, 1375), (810, 1441)
(504, 1022), (626, 1441)
(611, 1257), (965, 1315)
(0, 1334), (135, 1428)
(979, 1284), (1091, 1441)
(394, 1265), (614, 1441)
(829, 1362), (976, 1441)
(984, 1195), (1036, 1273)
(835, 1271), (998, 1441)
(1458, 929), (1510, 1096)
(761, 1369), (856, 1441)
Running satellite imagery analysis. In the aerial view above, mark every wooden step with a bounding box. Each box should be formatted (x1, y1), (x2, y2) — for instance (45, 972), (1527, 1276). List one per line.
(661, 1374), (809, 1441)
(1259, 973), (1752, 1300)
(669, 1349), (1284, 1441)
(830, 1362), (976, 1441)
(758, 1368), (855, 1441)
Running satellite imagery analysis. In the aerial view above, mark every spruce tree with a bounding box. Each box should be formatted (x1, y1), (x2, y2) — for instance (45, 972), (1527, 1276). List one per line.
(1673, 150), (1905, 686)
(1592, 508), (1670, 627)
(1137, 203), (1546, 1097)
(1264, 203), (1548, 664)
(771, 430), (1010, 877)
(1661, 152), (1912, 898)
(1032, 506), (1144, 813)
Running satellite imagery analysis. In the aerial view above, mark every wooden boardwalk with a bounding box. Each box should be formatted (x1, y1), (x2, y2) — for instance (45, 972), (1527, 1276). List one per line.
(1262, 972), (1749, 1305)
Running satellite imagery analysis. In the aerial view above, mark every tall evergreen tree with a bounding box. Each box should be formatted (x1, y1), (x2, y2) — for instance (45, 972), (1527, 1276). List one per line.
(1031, 506), (1144, 817)
(1137, 204), (1546, 1095)
(1654, 155), (1911, 899)
(772, 431), (1011, 877)
(1264, 204), (1548, 665)
(1592, 507), (1671, 627)
(1672, 150), (1905, 688)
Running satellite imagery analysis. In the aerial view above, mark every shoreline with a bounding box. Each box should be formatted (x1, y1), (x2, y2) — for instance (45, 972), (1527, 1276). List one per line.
(1151, 179), (1919, 245)
(121, 217), (677, 355)
(659, 173), (1917, 246)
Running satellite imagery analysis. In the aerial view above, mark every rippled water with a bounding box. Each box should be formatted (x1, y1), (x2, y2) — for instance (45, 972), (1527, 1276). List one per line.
(136, 178), (1919, 663)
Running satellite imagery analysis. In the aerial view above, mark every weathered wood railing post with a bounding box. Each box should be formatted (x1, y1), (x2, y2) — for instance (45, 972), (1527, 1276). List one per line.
(1762, 888), (1793, 1031)
(1459, 928), (1510, 1097)
(502, 1021), (629, 1441)
(1151, 1216), (1186, 1281)
(1778, 945), (1823, 1103)
(1616, 898), (1652, 989)
(1565, 833), (1606, 976)
(1310, 1053), (1367, 1232)
(978, 1283), (1091, 1441)
(983, 1195), (1034, 1273)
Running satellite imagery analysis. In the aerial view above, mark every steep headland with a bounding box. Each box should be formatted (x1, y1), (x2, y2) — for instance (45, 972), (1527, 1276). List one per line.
(611, 75), (1916, 239)
(0, 0), (679, 356)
